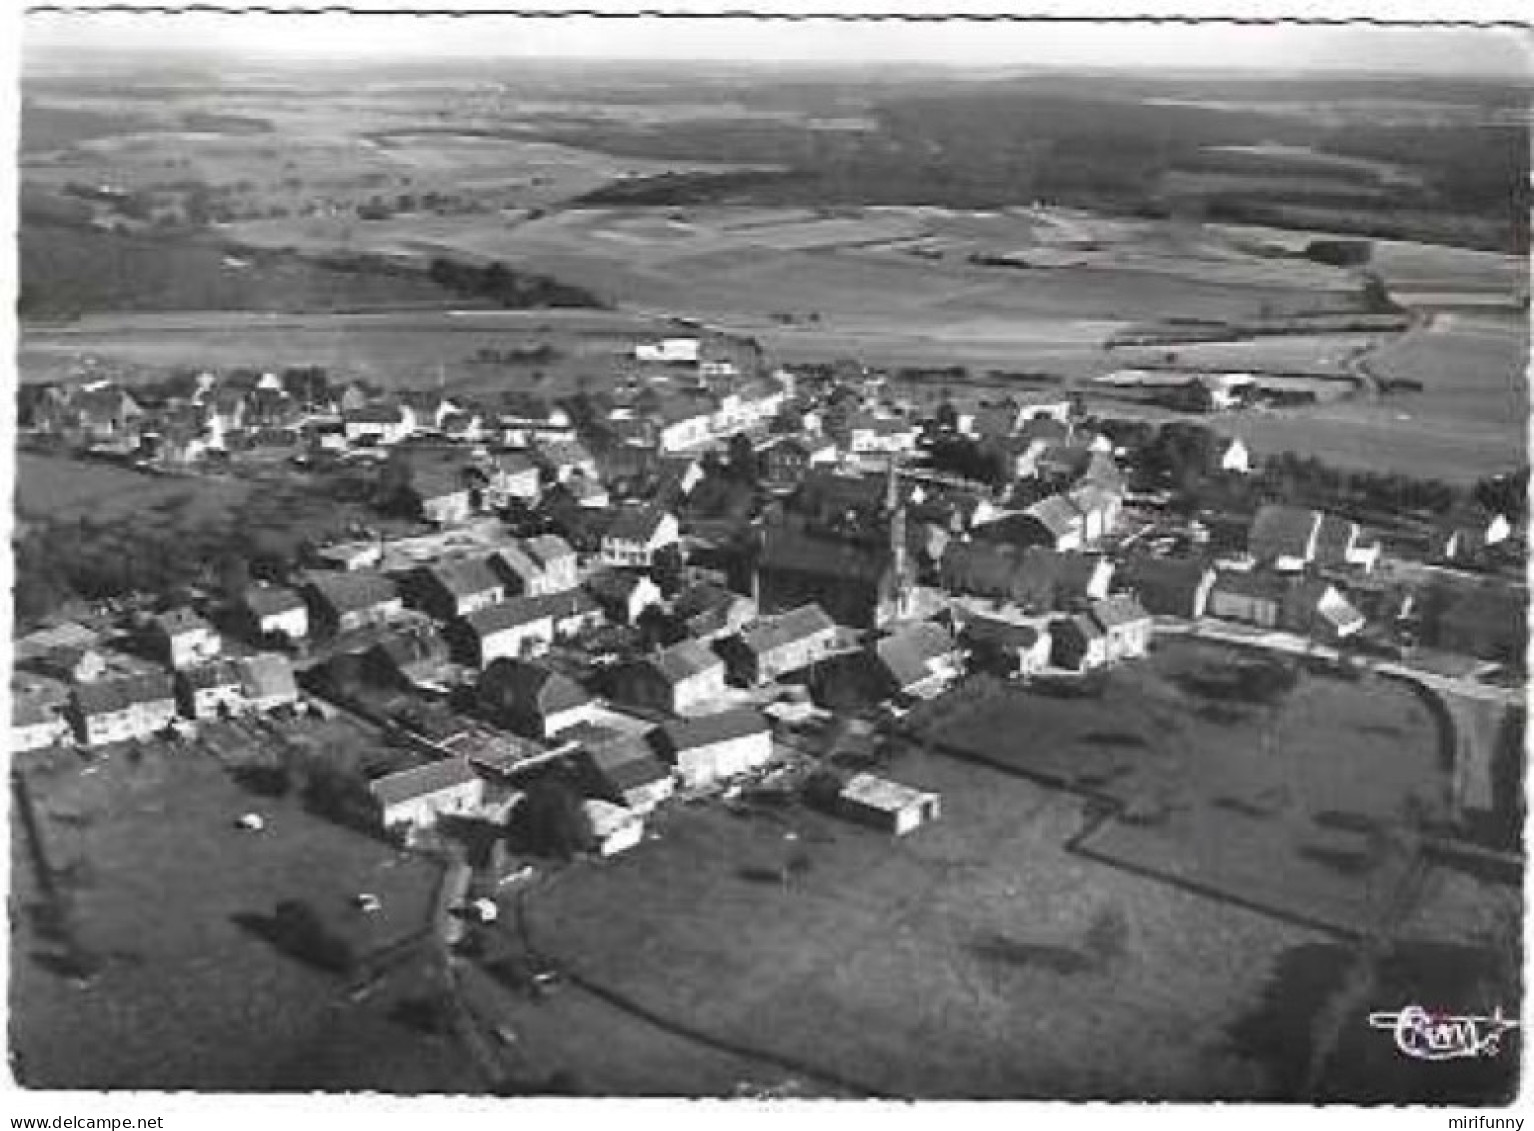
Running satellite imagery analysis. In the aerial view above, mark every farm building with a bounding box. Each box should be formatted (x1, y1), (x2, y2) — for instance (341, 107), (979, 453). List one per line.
(582, 799), (646, 857)
(343, 402), (416, 446)
(652, 708), (772, 790)
(601, 505), (681, 568)
(955, 611), (1053, 679)
(406, 471), (474, 526)
(12, 688), (71, 753)
(1119, 556), (1217, 620)
(585, 569), (663, 626)
(453, 598), (556, 667)
(236, 653), (300, 711)
(370, 759), (485, 839)
(719, 604), (839, 685)
(478, 658), (597, 740)
(1090, 595), (1153, 662)
(573, 728), (675, 814)
(368, 624), (454, 690)
(407, 558), (506, 621)
(176, 660), (248, 719)
(672, 583), (757, 642)
(239, 584), (310, 643)
(303, 571), (404, 636)
(148, 608), (222, 670)
(834, 773), (941, 836)
(1051, 614), (1109, 671)
(68, 672), (178, 746)
(613, 639), (727, 716)
(1208, 571), (1288, 629)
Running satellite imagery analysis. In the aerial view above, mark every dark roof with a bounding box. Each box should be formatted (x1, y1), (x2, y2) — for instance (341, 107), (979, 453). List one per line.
(373, 624), (450, 672)
(1090, 594), (1150, 630)
(243, 585), (306, 619)
(492, 542), (543, 584)
(1248, 504), (1320, 560)
(72, 672), (176, 716)
(153, 607), (214, 637)
(656, 707), (769, 752)
(606, 505), (673, 544)
(1120, 555), (1212, 609)
(524, 534), (575, 568)
(1211, 569), (1289, 603)
(422, 557), (503, 600)
(874, 621), (954, 688)
(462, 596), (553, 637)
(179, 659), (244, 691)
(306, 571), (400, 615)
(585, 569), (655, 604)
(643, 639), (723, 685)
(346, 402), (408, 425)
(583, 740), (671, 793)
(958, 613), (1046, 650)
(1315, 512), (1361, 564)
(528, 588), (602, 622)
(370, 758), (479, 808)
(238, 653), (298, 701)
(481, 658), (592, 715)
(1024, 495), (1081, 539)
(738, 604), (837, 655)
(758, 528), (893, 585)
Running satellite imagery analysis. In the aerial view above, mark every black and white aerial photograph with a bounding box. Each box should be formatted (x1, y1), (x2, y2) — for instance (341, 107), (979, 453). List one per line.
(7, 0), (1530, 1117)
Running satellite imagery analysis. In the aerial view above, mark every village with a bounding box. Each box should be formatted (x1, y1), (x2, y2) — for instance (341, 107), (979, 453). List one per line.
(11, 321), (1527, 1093)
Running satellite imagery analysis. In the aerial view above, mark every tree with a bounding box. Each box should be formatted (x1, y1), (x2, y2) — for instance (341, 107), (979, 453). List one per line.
(517, 775), (595, 859)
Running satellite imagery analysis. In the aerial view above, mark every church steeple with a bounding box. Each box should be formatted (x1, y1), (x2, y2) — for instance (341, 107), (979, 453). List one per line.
(886, 456), (912, 618)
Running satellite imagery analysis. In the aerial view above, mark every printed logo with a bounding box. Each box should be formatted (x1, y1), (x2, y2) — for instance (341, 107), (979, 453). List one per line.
(1368, 1005), (1520, 1061)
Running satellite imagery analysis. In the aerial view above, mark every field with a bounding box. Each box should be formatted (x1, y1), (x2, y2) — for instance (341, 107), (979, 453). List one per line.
(15, 451), (253, 523)
(10, 735), (465, 1091)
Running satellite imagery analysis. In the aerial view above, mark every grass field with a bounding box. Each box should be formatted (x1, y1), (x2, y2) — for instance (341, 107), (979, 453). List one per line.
(11, 737), (462, 1091)
(15, 451), (254, 523)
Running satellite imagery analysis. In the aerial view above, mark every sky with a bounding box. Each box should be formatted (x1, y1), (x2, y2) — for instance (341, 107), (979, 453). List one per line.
(19, 1), (1534, 78)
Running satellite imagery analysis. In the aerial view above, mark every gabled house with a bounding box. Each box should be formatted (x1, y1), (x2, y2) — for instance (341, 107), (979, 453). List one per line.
(990, 495), (1086, 552)
(601, 506), (681, 568)
(832, 772), (941, 836)
(303, 571), (404, 637)
(672, 583), (758, 642)
(407, 558), (506, 621)
(236, 653), (300, 711)
(870, 621), (961, 699)
(533, 438), (598, 484)
(718, 604), (838, 685)
(13, 687), (71, 753)
(955, 610), (1053, 679)
(1050, 613), (1109, 671)
(1208, 570), (1288, 629)
(478, 658), (596, 740)
(1090, 595), (1153, 663)
(367, 623), (453, 689)
(613, 639), (727, 716)
(574, 728), (675, 814)
(147, 609), (222, 670)
(585, 570), (663, 626)
(1283, 578), (1367, 642)
(1066, 482), (1123, 546)
(239, 584), (310, 644)
(68, 673), (178, 746)
(476, 452), (541, 507)
(499, 394), (575, 448)
(452, 598), (555, 668)
(763, 435), (841, 488)
(406, 471), (475, 526)
(176, 660), (248, 719)
(652, 708), (772, 791)
(343, 402), (416, 446)
(371, 759), (485, 839)
(1433, 505), (1513, 563)
(1119, 556), (1217, 620)
(529, 589), (606, 641)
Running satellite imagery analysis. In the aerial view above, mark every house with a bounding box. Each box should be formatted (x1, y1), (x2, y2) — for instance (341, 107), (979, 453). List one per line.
(408, 558), (506, 621)
(399, 390), (461, 433)
(407, 471), (475, 525)
(652, 708), (772, 790)
(585, 569), (663, 626)
(239, 584), (310, 643)
(984, 496), (1085, 552)
(762, 435), (838, 487)
(672, 583), (757, 642)
(343, 402), (416, 446)
(368, 623), (453, 689)
(371, 759), (485, 838)
(68, 673), (179, 746)
(440, 409), (488, 445)
(1315, 512), (1380, 573)
(940, 542), (1109, 613)
(1219, 436), (1253, 474)
(1434, 505), (1514, 563)
(601, 506), (681, 568)
(453, 598), (556, 667)
(147, 609), (222, 670)
(655, 395), (717, 453)
(525, 534), (580, 593)
(718, 604), (838, 685)
(1119, 556), (1217, 619)
(955, 611), (1053, 679)
(23, 643), (108, 685)
(635, 337), (700, 364)
(176, 660), (248, 719)
(613, 639), (727, 716)
(477, 452), (542, 506)
(531, 589), (606, 641)
(1066, 482), (1123, 545)
(1091, 595), (1153, 663)
(533, 438), (598, 484)
(310, 539), (384, 572)
(846, 413), (919, 456)
(833, 772), (941, 836)
(478, 658), (596, 740)
(582, 799), (647, 856)
(498, 393), (575, 448)
(12, 687), (71, 753)
(1050, 613), (1109, 671)
(1208, 571), (1288, 629)
(574, 728), (675, 814)
(304, 571), (403, 636)
(871, 621), (961, 699)
(236, 653), (301, 711)
(1283, 579), (1367, 642)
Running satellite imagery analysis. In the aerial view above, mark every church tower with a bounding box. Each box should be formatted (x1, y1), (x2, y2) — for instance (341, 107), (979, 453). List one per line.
(885, 457), (912, 619)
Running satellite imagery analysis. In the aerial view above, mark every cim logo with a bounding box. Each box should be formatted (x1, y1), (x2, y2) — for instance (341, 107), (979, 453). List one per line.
(1368, 1005), (1520, 1061)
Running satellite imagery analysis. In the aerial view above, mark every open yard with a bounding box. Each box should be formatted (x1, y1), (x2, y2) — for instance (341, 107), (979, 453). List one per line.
(10, 735), (463, 1091)
(15, 451), (253, 523)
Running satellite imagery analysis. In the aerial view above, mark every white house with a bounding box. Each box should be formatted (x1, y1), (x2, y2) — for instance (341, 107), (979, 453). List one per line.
(653, 708), (772, 790)
(635, 338), (700, 364)
(371, 759), (485, 838)
(601, 506), (681, 568)
(343, 402), (417, 446)
(456, 599), (556, 667)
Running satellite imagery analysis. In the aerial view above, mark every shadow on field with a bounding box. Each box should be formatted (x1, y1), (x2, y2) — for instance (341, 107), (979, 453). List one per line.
(969, 907), (1129, 978)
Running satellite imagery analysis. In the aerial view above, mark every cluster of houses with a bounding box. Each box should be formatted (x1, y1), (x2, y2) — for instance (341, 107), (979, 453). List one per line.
(16, 333), (1526, 863)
